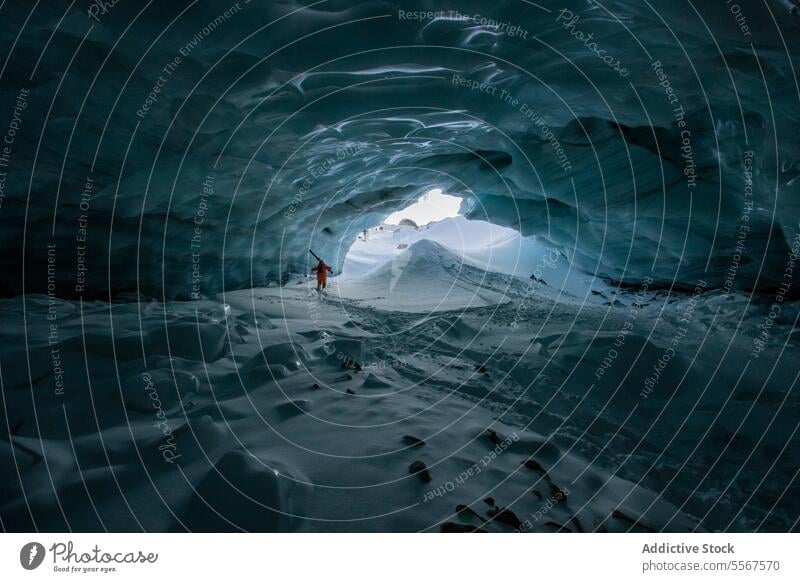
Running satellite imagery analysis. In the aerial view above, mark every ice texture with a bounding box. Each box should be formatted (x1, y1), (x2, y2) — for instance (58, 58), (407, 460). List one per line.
(1, 1), (799, 297)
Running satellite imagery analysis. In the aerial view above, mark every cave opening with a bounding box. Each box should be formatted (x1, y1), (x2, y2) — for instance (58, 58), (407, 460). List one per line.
(328, 186), (602, 312)
(338, 188), (471, 280)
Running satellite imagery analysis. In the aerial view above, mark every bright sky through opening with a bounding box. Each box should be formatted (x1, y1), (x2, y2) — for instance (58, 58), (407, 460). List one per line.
(384, 189), (462, 226)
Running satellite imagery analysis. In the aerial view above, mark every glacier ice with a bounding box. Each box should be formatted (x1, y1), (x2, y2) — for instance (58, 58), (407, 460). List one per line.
(0, 0), (799, 297)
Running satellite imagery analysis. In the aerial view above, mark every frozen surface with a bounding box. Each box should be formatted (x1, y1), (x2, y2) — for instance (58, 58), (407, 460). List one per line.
(1, 262), (798, 531)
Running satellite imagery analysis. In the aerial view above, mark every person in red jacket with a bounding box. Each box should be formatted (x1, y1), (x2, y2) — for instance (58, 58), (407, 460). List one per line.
(312, 258), (333, 290)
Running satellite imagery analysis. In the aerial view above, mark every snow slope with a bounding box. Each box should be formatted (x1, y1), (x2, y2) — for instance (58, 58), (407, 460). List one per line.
(339, 216), (603, 297)
(336, 238), (511, 313)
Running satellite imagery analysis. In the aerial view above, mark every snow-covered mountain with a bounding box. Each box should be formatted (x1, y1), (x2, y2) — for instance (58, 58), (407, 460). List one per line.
(336, 238), (512, 312)
(339, 216), (601, 297)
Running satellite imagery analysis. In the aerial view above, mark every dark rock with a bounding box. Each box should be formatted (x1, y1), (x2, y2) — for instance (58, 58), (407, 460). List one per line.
(408, 460), (431, 483)
(611, 509), (655, 532)
(483, 497), (495, 507)
(487, 507), (522, 529)
(522, 458), (548, 475)
(402, 435), (426, 447)
(345, 388), (355, 395)
(523, 458), (551, 482)
(486, 429), (501, 445)
(549, 483), (568, 502)
(311, 383), (320, 390)
(456, 504), (486, 522)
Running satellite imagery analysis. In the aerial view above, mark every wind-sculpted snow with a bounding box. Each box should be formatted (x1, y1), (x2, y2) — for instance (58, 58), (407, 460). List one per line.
(1, 1), (799, 298)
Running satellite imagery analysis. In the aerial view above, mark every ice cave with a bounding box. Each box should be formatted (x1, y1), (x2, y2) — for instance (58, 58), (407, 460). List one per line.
(0, 0), (799, 534)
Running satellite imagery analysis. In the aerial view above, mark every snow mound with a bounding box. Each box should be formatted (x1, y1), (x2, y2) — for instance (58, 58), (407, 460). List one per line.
(336, 239), (511, 313)
(341, 216), (601, 297)
(178, 450), (311, 532)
